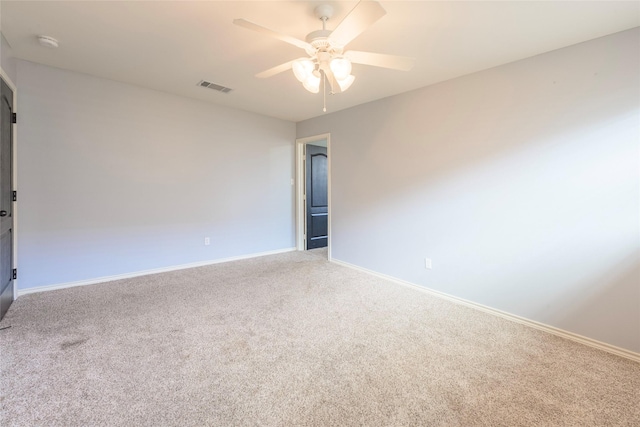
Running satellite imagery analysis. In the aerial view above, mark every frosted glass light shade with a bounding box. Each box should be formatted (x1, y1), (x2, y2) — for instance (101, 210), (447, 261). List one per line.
(302, 74), (321, 93)
(292, 59), (315, 83)
(330, 58), (352, 81)
(337, 74), (355, 92)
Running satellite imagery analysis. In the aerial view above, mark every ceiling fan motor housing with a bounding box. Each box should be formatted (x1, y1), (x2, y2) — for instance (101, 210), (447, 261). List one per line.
(306, 30), (343, 56)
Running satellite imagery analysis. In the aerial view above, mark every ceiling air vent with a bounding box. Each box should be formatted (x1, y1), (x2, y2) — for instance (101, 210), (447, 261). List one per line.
(197, 80), (233, 94)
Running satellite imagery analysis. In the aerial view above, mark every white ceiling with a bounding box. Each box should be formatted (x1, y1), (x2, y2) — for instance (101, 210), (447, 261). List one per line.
(1, 1), (638, 122)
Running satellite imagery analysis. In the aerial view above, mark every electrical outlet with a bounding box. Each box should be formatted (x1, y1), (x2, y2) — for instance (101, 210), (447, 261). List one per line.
(204, 237), (210, 246)
(425, 258), (432, 269)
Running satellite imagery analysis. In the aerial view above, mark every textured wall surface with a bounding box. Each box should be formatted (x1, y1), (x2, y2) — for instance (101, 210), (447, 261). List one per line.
(1, 33), (17, 84)
(17, 60), (296, 289)
(298, 29), (640, 352)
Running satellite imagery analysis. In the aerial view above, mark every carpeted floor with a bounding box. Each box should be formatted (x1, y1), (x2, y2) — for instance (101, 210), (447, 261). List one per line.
(0, 249), (638, 426)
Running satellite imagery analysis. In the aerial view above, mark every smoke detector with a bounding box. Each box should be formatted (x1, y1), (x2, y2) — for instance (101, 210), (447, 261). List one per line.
(37, 36), (59, 49)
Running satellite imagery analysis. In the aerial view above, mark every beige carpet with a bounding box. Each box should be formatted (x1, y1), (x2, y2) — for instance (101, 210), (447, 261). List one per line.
(1, 249), (638, 426)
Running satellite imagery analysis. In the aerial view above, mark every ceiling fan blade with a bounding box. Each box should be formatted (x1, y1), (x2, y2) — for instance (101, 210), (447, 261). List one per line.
(255, 60), (299, 79)
(233, 19), (312, 51)
(328, 1), (386, 47)
(345, 50), (415, 71)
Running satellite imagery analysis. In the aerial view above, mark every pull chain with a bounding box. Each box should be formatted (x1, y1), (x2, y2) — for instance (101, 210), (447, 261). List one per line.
(323, 72), (327, 112)
(321, 15), (328, 112)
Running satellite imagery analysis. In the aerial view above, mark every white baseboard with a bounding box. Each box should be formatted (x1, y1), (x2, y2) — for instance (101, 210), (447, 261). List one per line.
(330, 258), (640, 363)
(17, 247), (297, 297)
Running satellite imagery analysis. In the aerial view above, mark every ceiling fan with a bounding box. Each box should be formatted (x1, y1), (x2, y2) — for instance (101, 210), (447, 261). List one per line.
(233, 1), (414, 97)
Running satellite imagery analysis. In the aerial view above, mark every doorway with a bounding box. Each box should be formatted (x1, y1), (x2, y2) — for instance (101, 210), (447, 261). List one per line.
(0, 72), (16, 321)
(295, 134), (331, 258)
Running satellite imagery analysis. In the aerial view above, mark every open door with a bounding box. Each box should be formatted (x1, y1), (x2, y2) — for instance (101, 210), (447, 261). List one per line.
(0, 76), (14, 320)
(305, 144), (328, 249)
(296, 134), (330, 254)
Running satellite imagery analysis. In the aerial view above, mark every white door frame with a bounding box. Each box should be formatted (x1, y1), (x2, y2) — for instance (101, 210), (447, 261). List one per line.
(295, 133), (331, 259)
(0, 67), (18, 300)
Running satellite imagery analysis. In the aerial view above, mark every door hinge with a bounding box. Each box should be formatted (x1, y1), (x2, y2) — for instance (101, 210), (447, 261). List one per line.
(12, 191), (16, 202)
(11, 113), (16, 124)
(12, 269), (17, 280)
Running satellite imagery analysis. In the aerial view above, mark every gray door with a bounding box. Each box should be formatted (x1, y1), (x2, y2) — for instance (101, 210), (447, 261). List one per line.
(0, 77), (14, 320)
(305, 144), (328, 249)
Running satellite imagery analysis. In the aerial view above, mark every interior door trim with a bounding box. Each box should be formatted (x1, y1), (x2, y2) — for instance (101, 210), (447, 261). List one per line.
(0, 67), (18, 302)
(295, 133), (331, 259)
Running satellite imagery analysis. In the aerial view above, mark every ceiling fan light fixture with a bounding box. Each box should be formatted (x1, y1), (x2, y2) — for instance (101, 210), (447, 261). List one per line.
(292, 59), (315, 83)
(235, 1), (410, 109)
(303, 74), (321, 93)
(337, 74), (356, 92)
(330, 57), (352, 81)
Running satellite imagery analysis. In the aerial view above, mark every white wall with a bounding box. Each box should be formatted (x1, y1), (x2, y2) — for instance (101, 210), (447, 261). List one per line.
(1, 33), (17, 84)
(297, 28), (640, 353)
(17, 60), (295, 290)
